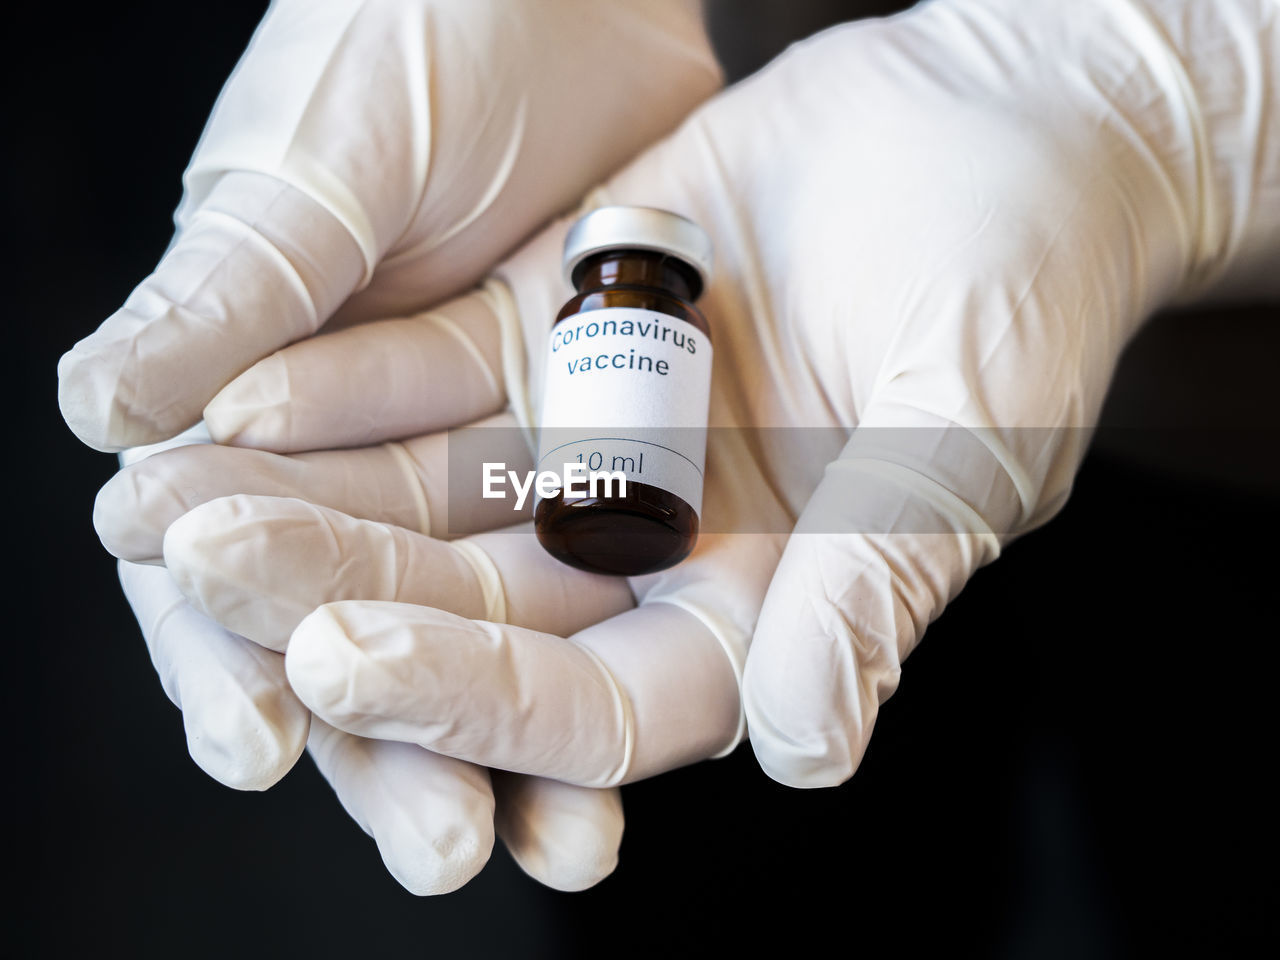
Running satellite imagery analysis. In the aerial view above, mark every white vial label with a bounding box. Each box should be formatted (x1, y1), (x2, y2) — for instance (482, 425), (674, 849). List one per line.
(537, 307), (712, 512)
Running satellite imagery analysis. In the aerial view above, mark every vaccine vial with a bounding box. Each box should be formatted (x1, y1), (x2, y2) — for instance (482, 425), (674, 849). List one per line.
(534, 206), (713, 576)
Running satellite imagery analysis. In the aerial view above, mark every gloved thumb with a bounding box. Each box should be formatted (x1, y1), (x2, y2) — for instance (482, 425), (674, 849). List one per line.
(742, 411), (1072, 788)
(58, 171), (364, 451)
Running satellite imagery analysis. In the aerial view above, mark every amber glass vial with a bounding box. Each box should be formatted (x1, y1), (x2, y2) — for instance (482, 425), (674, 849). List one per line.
(534, 206), (713, 576)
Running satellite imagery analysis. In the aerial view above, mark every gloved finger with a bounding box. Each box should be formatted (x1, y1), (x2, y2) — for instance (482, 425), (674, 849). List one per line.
(205, 286), (510, 452)
(308, 721), (625, 894)
(201, 197), (567, 458)
(492, 772), (624, 893)
(94, 411), (532, 563)
(306, 718), (496, 896)
(161, 496), (634, 652)
(118, 560), (310, 791)
(286, 599), (741, 788)
(742, 413), (1047, 788)
(59, 173), (365, 452)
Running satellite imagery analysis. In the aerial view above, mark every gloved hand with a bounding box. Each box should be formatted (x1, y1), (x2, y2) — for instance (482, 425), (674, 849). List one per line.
(128, 0), (1275, 791)
(110, 421), (644, 894)
(59, 0), (722, 893)
(83, 0), (1280, 886)
(59, 0), (720, 451)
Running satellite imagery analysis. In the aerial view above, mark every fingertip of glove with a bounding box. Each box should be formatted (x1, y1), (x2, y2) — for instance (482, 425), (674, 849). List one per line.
(204, 353), (291, 448)
(501, 795), (622, 892)
(379, 829), (495, 897)
(192, 752), (293, 793)
(742, 658), (860, 790)
(285, 604), (361, 715)
(496, 780), (623, 893)
(748, 736), (856, 790)
(164, 493), (281, 564)
(93, 471), (159, 562)
(58, 346), (124, 453)
(57, 342), (170, 453)
(161, 496), (228, 568)
(288, 601), (349, 654)
(182, 705), (310, 792)
(161, 499), (234, 597)
(508, 840), (620, 894)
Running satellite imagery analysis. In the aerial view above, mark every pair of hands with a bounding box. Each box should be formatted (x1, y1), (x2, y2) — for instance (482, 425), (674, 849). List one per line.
(59, 0), (1277, 894)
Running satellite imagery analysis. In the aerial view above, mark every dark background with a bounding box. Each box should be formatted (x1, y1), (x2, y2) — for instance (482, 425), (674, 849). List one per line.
(13, 1), (1278, 956)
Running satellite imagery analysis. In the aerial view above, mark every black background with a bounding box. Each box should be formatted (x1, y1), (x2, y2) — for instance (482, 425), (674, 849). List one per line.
(13, 1), (1278, 956)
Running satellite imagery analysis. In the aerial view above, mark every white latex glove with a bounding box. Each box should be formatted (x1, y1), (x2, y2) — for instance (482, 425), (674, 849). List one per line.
(104, 0), (1279, 805)
(58, 0), (720, 452)
(61, 0), (721, 893)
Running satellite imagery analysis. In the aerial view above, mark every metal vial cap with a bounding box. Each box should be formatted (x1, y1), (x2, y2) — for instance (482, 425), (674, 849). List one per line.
(562, 206), (713, 295)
